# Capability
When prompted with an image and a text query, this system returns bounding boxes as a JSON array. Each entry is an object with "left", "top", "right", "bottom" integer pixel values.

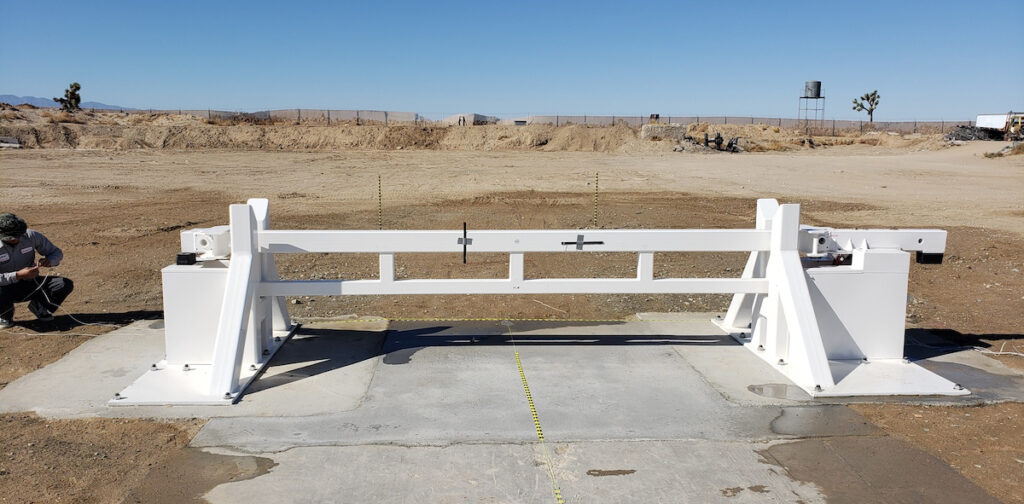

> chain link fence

[{"left": 105, "top": 108, "right": 972, "bottom": 133}]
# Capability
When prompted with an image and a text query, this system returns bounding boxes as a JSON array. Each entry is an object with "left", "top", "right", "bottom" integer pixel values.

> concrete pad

[
  {"left": 670, "top": 330, "right": 811, "bottom": 406},
  {"left": 191, "top": 319, "right": 780, "bottom": 452},
  {"left": 0, "top": 320, "right": 383, "bottom": 419},
  {"left": 202, "top": 441, "right": 827, "bottom": 504},
  {"left": 0, "top": 313, "right": 1011, "bottom": 502},
  {"left": 769, "top": 405, "right": 880, "bottom": 437},
  {"left": 0, "top": 320, "right": 165, "bottom": 418},
  {"left": 2, "top": 313, "right": 1013, "bottom": 422},
  {"left": 548, "top": 440, "right": 825, "bottom": 503},
  {"left": 204, "top": 436, "right": 995, "bottom": 503}
]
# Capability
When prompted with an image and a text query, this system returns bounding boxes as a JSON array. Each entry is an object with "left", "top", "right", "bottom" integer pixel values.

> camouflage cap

[{"left": 0, "top": 213, "right": 27, "bottom": 241}]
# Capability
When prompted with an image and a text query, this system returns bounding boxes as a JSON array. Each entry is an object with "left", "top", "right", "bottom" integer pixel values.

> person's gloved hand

[{"left": 39, "top": 258, "right": 51, "bottom": 267}]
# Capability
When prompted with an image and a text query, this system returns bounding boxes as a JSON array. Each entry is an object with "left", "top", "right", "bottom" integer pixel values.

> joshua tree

[
  {"left": 53, "top": 82, "right": 82, "bottom": 112},
  {"left": 851, "top": 90, "right": 880, "bottom": 123}
]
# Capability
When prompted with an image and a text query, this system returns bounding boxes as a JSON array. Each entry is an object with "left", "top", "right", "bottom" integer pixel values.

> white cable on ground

[
  {"left": 906, "top": 334, "right": 1024, "bottom": 358},
  {"left": 7, "top": 269, "right": 140, "bottom": 329}
]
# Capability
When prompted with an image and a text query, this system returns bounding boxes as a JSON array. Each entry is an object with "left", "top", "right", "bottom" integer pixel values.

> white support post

[
  {"left": 248, "top": 198, "right": 292, "bottom": 333},
  {"left": 380, "top": 253, "right": 395, "bottom": 283},
  {"left": 637, "top": 252, "right": 654, "bottom": 281},
  {"left": 761, "top": 204, "right": 834, "bottom": 391},
  {"left": 208, "top": 204, "right": 260, "bottom": 397},
  {"left": 244, "top": 296, "right": 269, "bottom": 367},
  {"left": 509, "top": 253, "right": 524, "bottom": 288},
  {"left": 720, "top": 199, "right": 777, "bottom": 333}
]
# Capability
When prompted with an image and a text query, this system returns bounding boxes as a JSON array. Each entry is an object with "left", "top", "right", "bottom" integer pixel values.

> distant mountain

[{"left": 0, "top": 94, "right": 133, "bottom": 110}]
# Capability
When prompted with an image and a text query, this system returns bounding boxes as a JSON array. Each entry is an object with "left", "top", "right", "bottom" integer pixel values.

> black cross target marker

[
  {"left": 562, "top": 234, "right": 604, "bottom": 250},
  {"left": 458, "top": 222, "right": 472, "bottom": 263}
]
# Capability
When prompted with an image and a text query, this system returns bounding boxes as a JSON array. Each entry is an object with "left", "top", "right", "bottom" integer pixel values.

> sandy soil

[
  {"left": 0, "top": 413, "right": 202, "bottom": 503},
  {"left": 0, "top": 413, "right": 274, "bottom": 504},
  {"left": 0, "top": 126, "right": 1022, "bottom": 502}
]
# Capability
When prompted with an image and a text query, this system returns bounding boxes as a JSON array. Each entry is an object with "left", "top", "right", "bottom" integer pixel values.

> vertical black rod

[{"left": 463, "top": 222, "right": 467, "bottom": 264}]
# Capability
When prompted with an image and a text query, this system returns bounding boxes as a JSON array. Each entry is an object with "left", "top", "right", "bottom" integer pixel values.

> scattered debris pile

[
  {"left": 944, "top": 125, "right": 1003, "bottom": 141},
  {"left": 640, "top": 124, "right": 747, "bottom": 153},
  {"left": 983, "top": 143, "right": 1024, "bottom": 158},
  {"left": 678, "top": 132, "right": 744, "bottom": 153}
]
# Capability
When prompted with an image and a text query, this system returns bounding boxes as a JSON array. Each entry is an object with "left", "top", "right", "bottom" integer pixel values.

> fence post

[
  {"left": 385, "top": 111, "right": 388, "bottom": 125},
  {"left": 697, "top": 116, "right": 700, "bottom": 125},
  {"left": 724, "top": 116, "right": 728, "bottom": 125},
  {"left": 914, "top": 120, "right": 917, "bottom": 133},
  {"left": 327, "top": 110, "right": 331, "bottom": 125},
  {"left": 556, "top": 115, "right": 559, "bottom": 127},
  {"left": 832, "top": 119, "right": 835, "bottom": 136},
  {"left": 860, "top": 120, "right": 863, "bottom": 133},
  {"left": 208, "top": 109, "right": 211, "bottom": 120},
  {"left": 941, "top": 120, "right": 944, "bottom": 133},
  {"left": 750, "top": 117, "right": 754, "bottom": 124},
  {"left": 297, "top": 109, "right": 301, "bottom": 122},
  {"left": 778, "top": 117, "right": 782, "bottom": 127}
]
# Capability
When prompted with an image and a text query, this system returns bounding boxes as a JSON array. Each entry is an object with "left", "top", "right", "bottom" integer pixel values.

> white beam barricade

[{"left": 112, "top": 198, "right": 967, "bottom": 406}]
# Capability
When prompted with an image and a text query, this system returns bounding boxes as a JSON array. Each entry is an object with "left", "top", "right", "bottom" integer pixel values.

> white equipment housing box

[
  {"left": 804, "top": 249, "right": 909, "bottom": 360},
  {"left": 162, "top": 260, "right": 232, "bottom": 365}
]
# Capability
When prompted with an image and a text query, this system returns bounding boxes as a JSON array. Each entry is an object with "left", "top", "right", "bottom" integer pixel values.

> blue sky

[{"left": 1, "top": 1, "right": 1021, "bottom": 120}]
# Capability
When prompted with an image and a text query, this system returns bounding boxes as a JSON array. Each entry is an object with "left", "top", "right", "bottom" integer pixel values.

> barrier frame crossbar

[{"left": 111, "top": 198, "right": 965, "bottom": 406}]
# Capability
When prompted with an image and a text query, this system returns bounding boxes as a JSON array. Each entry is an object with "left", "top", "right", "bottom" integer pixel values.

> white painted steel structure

[{"left": 113, "top": 198, "right": 965, "bottom": 406}]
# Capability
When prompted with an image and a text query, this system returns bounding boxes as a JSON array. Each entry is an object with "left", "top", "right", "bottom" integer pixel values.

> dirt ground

[{"left": 0, "top": 123, "right": 1022, "bottom": 502}]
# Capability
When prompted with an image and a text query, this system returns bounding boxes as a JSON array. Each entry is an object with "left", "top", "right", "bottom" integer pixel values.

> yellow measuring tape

[{"left": 509, "top": 325, "right": 566, "bottom": 504}]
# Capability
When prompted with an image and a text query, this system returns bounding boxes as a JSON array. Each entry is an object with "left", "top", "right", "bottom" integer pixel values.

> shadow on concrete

[
  {"left": 382, "top": 323, "right": 736, "bottom": 365},
  {"left": 245, "top": 327, "right": 385, "bottom": 394},
  {"left": 12, "top": 310, "right": 163, "bottom": 333},
  {"left": 905, "top": 328, "right": 1024, "bottom": 360},
  {"left": 246, "top": 320, "right": 738, "bottom": 395}
]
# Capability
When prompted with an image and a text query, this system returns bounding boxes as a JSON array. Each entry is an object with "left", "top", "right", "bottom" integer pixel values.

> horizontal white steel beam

[
  {"left": 258, "top": 229, "right": 771, "bottom": 253},
  {"left": 800, "top": 228, "right": 947, "bottom": 254},
  {"left": 260, "top": 278, "right": 769, "bottom": 296}
]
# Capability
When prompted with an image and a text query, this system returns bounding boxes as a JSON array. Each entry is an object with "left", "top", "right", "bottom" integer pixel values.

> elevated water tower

[{"left": 798, "top": 81, "right": 825, "bottom": 132}]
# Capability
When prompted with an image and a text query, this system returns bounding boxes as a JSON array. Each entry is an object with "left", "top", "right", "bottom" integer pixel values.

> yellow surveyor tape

[{"left": 509, "top": 324, "right": 566, "bottom": 504}]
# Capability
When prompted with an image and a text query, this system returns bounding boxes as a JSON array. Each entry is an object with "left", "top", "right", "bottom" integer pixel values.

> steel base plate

[
  {"left": 728, "top": 328, "right": 969, "bottom": 398},
  {"left": 109, "top": 325, "right": 298, "bottom": 406}
]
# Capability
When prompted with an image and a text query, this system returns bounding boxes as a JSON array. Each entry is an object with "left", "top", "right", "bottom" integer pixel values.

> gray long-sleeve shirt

[{"left": 0, "top": 230, "right": 63, "bottom": 286}]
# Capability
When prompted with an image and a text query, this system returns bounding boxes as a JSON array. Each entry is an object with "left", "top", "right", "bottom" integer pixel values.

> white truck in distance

[{"left": 976, "top": 112, "right": 1024, "bottom": 141}]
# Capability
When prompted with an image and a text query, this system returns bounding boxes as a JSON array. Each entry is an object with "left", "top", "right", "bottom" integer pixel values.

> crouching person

[{"left": 0, "top": 213, "right": 74, "bottom": 328}]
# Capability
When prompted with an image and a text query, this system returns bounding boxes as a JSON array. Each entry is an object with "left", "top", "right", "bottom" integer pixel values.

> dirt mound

[
  {"left": 0, "top": 108, "right": 644, "bottom": 152},
  {"left": 0, "top": 109, "right": 949, "bottom": 153}
]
